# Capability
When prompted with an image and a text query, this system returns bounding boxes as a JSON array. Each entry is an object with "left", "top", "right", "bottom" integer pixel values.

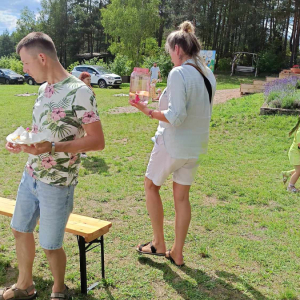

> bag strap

[{"left": 185, "top": 63, "right": 212, "bottom": 103}]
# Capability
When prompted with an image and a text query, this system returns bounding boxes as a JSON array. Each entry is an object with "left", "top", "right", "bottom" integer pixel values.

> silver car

[{"left": 71, "top": 65, "right": 122, "bottom": 88}]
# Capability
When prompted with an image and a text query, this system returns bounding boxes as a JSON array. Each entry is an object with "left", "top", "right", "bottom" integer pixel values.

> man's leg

[
  {"left": 38, "top": 183, "right": 74, "bottom": 299},
  {"left": 2, "top": 231, "right": 35, "bottom": 299},
  {"left": 44, "top": 248, "right": 67, "bottom": 297}
]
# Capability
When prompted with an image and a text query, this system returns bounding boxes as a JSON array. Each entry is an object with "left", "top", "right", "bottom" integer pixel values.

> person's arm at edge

[{"left": 20, "top": 120, "right": 105, "bottom": 155}]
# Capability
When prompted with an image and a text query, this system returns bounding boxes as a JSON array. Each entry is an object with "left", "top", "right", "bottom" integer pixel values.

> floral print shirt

[{"left": 25, "top": 75, "right": 100, "bottom": 186}]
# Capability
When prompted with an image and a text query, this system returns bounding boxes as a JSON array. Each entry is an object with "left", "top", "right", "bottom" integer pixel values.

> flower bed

[{"left": 264, "top": 76, "right": 300, "bottom": 109}]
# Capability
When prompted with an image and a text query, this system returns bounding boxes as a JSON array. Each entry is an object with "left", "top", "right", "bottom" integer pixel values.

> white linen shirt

[{"left": 155, "top": 59, "right": 216, "bottom": 159}]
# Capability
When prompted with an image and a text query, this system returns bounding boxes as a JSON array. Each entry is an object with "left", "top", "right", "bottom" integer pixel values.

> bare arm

[
  {"left": 20, "top": 120, "right": 105, "bottom": 155},
  {"left": 129, "top": 101, "right": 169, "bottom": 123}
]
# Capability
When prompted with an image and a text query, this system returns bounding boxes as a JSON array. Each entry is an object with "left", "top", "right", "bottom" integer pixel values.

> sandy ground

[{"left": 108, "top": 88, "right": 242, "bottom": 114}]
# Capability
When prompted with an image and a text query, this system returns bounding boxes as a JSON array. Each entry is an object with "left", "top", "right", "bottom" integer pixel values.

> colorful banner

[{"left": 200, "top": 50, "right": 216, "bottom": 72}]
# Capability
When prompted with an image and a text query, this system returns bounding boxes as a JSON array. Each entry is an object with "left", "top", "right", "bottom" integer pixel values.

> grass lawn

[{"left": 0, "top": 80, "right": 299, "bottom": 300}]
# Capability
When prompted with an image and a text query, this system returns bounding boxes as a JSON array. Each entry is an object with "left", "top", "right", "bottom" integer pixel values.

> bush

[
  {"left": 217, "top": 57, "right": 232, "bottom": 72},
  {"left": 281, "top": 95, "right": 295, "bottom": 109},
  {"left": 83, "top": 58, "right": 109, "bottom": 69},
  {"left": 67, "top": 61, "right": 79, "bottom": 73},
  {"left": 109, "top": 54, "right": 133, "bottom": 76},
  {"left": 0, "top": 56, "right": 23, "bottom": 74},
  {"left": 264, "top": 76, "right": 300, "bottom": 109},
  {"left": 142, "top": 52, "right": 173, "bottom": 78},
  {"left": 258, "top": 49, "right": 287, "bottom": 74}
]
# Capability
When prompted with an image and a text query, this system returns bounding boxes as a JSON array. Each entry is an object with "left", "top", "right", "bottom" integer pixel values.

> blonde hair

[{"left": 165, "top": 21, "right": 205, "bottom": 69}]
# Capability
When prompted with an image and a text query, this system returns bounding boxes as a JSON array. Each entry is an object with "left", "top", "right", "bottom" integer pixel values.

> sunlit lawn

[{"left": 0, "top": 79, "right": 299, "bottom": 300}]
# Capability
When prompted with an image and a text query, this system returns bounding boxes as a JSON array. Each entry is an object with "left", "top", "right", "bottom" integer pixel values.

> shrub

[
  {"left": 258, "top": 49, "right": 286, "bottom": 74},
  {"left": 67, "top": 61, "right": 79, "bottom": 73},
  {"left": 109, "top": 54, "right": 133, "bottom": 76},
  {"left": 269, "top": 100, "right": 281, "bottom": 108},
  {"left": 142, "top": 52, "right": 173, "bottom": 78},
  {"left": 83, "top": 58, "right": 110, "bottom": 69},
  {"left": 217, "top": 57, "right": 232, "bottom": 72},
  {"left": 0, "top": 56, "right": 23, "bottom": 74},
  {"left": 281, "top": 95, "right": 295, "bottom": 109},
  {"left": 264, "top": 76, "right": 300, "bottom": 109}
]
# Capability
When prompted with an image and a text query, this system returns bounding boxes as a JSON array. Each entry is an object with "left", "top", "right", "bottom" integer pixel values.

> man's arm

[{"left": 20, "top": 120, "right": 105, "bottom": 155}]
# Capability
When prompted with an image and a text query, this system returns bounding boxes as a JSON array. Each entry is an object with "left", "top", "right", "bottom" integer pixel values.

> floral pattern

[
  {"left": 44, "top": 84, "right": 55, "bottom": 98},
  {"left": 82, "top": 111, "right": 99, "bottom": 124},
  {"left": 51, "top": 108, "right": 66, "bottom": 121},
  {"left": 25, "top": 75, "right": 100, "bottom": 186},
  {"left": 32, "top": 124, "right": 38, "bottom": 133}
]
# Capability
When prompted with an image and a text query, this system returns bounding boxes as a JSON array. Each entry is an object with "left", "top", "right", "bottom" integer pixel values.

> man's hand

[
  {"left": 5, "top": 142, "right": 22, "bottom": 154},
  {"left": 20, "top": 141, "right": 51, "bottom": 155}
]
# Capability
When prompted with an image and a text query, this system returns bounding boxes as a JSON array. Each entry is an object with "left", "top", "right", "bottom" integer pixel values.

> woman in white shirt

[{"left": 130, "top": 21, "right": 216, "bottom": 266}]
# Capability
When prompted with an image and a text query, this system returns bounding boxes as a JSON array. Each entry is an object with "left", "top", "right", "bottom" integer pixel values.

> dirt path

[{"left": 108, "top": 88, "right": 242, "bottom": 114}]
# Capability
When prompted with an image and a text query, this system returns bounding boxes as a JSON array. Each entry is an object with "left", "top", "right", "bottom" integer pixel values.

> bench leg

[
  {"left": 78, "top": 236, "right": 88, "bottom": 294},
  {"left": 101, "top": 235, "right": 105, "bottom": 279},
  {"left": 77, "top": 235, "right": 105, "bottom": 294}
]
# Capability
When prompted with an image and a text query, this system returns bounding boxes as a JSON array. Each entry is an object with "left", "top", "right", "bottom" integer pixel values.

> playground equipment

[{"left": 231, "top": 52, "right": 259, "bottom": 77}]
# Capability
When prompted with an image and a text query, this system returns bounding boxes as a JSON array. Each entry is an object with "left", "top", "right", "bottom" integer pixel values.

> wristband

[
  {"left": 50, "top": 142, "right": 55, "bottom": 156},
  {"left": 148, "top": 110, "right": 154, "bottom": 119}
]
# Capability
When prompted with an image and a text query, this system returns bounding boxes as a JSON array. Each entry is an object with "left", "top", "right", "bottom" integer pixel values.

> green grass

[
  {"left": 0, "top": 81, "right": 299, "bottom": 299},
  {"left": 215, "top": 74, "right": 265, "bottom": 90}
]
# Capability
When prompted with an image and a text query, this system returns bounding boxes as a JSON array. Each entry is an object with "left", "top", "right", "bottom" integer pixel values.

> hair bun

[{"left": 179, "top": 21, "right": 195, "bottom": 34}]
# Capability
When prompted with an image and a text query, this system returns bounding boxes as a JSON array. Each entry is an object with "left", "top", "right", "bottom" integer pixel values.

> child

[
  {"left": 282, "top": 116, "right": 300, "bottom": 192},
  {"left": 153, "top": 88, "right": 162, "bottom": 101},
  {"left": 149, "top": 79, "right": 157, "bottom": 101}
]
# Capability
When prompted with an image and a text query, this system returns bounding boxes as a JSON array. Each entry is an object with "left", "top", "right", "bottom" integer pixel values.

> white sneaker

[
  {"left": 81, "top": 153, "right": 88, "bottom": 158},
  {"left": 287, "top": 185, "right": 299, "bottom": 192}
]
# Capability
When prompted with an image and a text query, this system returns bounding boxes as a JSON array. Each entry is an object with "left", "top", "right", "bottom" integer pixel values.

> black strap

[{"left": 185, "top": 63, "right": 212, "bottom": 103}]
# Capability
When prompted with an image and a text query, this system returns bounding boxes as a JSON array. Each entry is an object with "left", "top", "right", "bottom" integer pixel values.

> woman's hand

[
  {"left": 5, "top": 142, "right": 22, "bottom": 154},
  {"left": 129, "top": 100, "right": 148, "bottom": 114}
]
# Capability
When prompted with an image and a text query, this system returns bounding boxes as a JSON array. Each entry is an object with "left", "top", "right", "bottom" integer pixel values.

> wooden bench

[{"left": 0, "top": 197, "right": 112, "bottom": 295}]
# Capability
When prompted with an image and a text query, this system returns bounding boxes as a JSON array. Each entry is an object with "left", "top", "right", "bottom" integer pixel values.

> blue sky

[{"left": 0, "top": 0, "right": 41, "bottom": 34}]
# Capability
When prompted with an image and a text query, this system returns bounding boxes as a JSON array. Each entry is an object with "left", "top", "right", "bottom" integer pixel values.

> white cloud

[{"left": 0, "top": 10, "right": 18, "bottom": 33}]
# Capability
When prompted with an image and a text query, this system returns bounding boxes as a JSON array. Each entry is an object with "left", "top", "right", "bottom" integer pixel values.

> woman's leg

[
  {"left": 137, "top": 177, "right": 166, "bottom": 253},
  {"left": 166, "top": 182, "right": 191, "bottom": 265}
]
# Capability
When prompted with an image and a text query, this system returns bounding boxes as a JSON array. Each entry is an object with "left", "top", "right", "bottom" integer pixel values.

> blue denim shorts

[{"left": 11, "top": 171, "right": 75, "bottom": 250}]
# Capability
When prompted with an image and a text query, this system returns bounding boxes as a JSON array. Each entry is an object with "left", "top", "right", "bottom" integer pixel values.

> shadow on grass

[
  {"left": 0, "top": 258, "right": 104, "bottom": 300},
  {"left": 138, "top": 257, "right": 269, "bottom": 300},
  {"left": 81, "top": 156, "right": 109, "bottom": 174}
]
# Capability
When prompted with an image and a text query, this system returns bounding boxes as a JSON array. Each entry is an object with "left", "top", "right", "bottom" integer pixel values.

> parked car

[
  {"left": 0, "top": 69, "right": 24, "bottom": 84},
  {"left": 71, "top": 65, "right": 122, "bottom": 88},
  {"left": 24, "top": 73, "right": 36, "bottom": 85}
]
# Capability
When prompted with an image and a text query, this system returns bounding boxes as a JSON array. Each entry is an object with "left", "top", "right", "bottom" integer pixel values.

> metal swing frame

[{"left": 230, "top": 52, "right": 259, "bottom": 77}]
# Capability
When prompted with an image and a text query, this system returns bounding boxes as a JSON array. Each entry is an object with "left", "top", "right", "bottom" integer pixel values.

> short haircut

[{"left": 16, "top": 32, "right": 57, "bottom": 59}]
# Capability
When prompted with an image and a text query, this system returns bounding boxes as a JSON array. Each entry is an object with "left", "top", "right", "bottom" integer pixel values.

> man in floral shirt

[{"left": 2, "top": 32, "right": 105, "bottom": 300}]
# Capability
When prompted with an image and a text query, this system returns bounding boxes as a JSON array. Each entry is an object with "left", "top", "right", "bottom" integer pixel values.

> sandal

[
  {"left": 50, "top": 285, "right": 72, "bottom": 300},
  {"left": 136, "top": 241, "right": 165, "bottom": 256},
  {"left": 0, "top": 283, "right": 37, "bottom": 300},
  {"left": 166, "top": 250, "right": 185, "bottom": 267}
]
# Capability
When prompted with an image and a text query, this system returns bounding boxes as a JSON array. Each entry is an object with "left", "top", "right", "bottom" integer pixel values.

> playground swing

[{"left": 230, "top": 52, "right": 258, "bottom": 77}]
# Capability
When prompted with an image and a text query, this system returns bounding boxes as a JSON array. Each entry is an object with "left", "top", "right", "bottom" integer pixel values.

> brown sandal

[
  {"left": 50, "top": 285, "right": 72, "bottom": 299},
  {"left": 0, "top": 283, "right": 37, "bottom": 300}
]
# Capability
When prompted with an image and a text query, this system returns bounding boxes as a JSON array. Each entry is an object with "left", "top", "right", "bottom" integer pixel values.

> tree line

[{"left": 0, "top": 0, "right": 298, "bottom": 74}]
